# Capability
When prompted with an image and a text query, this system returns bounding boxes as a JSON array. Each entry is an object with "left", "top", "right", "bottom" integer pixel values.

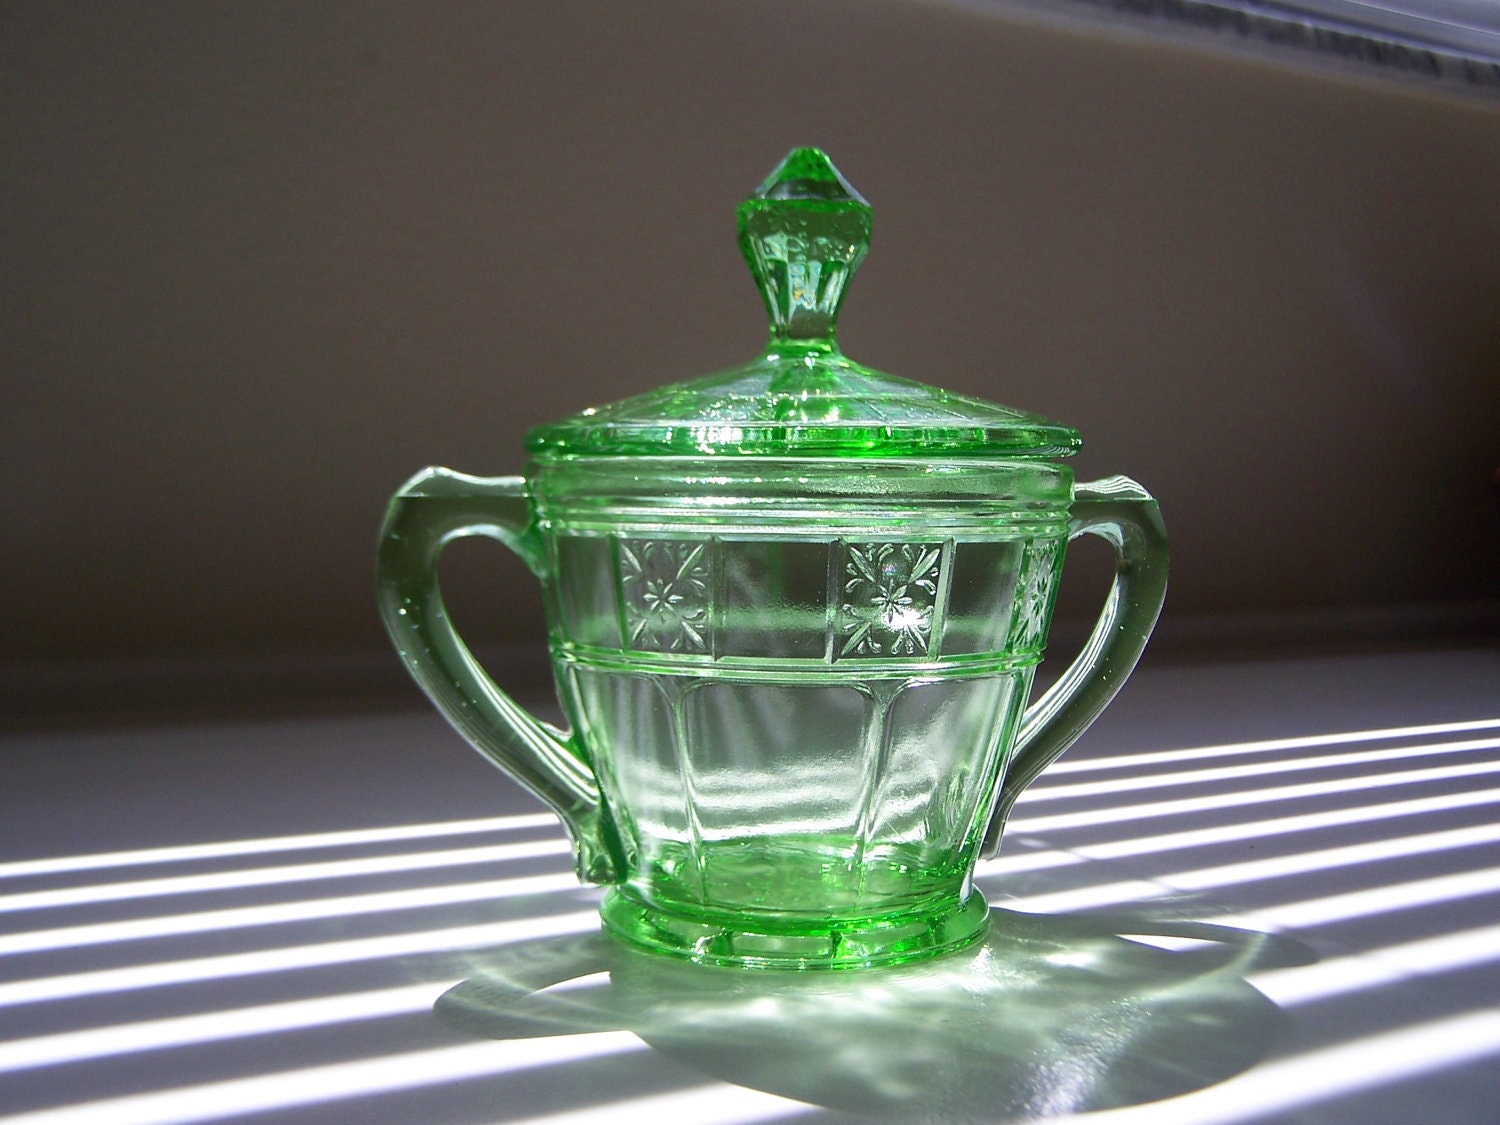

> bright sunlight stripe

[
  {"left": 0, "top": 872, "right": 583, "bottom": 957},
  {"left": 1251, "top": 920, "right": 1500, "bottom": 1006},
  {"left": 1162, "top": 821, "right": 1500, "bottom": 891},
  {"left": 0, "top": 838, "right": 572, "bottom": 914},
  {"left": 984, "top": 812, "right": 1500, "bottom": 906},
  {"left": 0, "top": 813, "right": 559, "bottom": 881},
  {"left": 1024, "top": 735, "right": 1500, "bottom": 803},
  {"left": 1223, "top": 865, "right": 1500, "bottom": 933},
  {"left": 1044, "top": 717, "right": 1500, "bottom": 775},
  {"left": 0, "top": 983, "right": 447, "bottom": 1075},
  {"left": 0, "top": 910, "right": 599, "bottom": 1008},
  {"left": 0, "top": 1034, "right": 648, "bottom": 1125},
  {"left": 510, "top": 1084, "right": 819, "bottom": 1125},
  {"left": 1010, "top": 755, "right": 1500, "bottom": 834},
  {"left": 1005, "top": 844, "right": 1500, "bottom": 920},
  {"left": 981, "top": 782, "right": 1500, "bottom": 880},
  {"left": 1001, "top": 878, "right": 1166, "bottom": 915},
  {"left": 1072, "top": 782, "right": 1500, "bottom": 861}
]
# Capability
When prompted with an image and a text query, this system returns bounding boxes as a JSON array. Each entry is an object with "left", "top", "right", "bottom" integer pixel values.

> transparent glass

[{"left": 376, "top": 149, "right": 1168, "bottom": 969}]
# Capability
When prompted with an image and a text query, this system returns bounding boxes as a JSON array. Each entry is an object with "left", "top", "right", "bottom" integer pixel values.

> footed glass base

[{"left": 599, "top": 886, "right": 991, "bottom": 970}]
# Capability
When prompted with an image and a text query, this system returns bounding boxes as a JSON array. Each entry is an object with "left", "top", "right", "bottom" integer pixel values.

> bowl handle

[
  {"left": 376, "top": 467, "right": 620, "bottom": 884},
  {"left": 980, "top": 475, "right": 1169, "bottom": 857}
]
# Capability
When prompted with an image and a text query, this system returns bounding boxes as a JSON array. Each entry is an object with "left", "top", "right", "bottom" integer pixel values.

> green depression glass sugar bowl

[{"left": 377, "top": 148, "right": 1168, "bottom": 970}]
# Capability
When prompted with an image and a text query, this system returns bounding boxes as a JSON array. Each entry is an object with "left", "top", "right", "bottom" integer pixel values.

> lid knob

[{"left": 737, "top": 148, "right": 871, "bottom": 352}]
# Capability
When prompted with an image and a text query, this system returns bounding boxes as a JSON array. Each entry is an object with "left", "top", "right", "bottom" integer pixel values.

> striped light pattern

[{"left": 1, "top": 714, "right": 1497, "bottom": 1123}]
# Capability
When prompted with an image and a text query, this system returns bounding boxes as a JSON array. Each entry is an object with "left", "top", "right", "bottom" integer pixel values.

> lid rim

[{"left": 525, "top": 424, "right": 1082, "bottom": 459}]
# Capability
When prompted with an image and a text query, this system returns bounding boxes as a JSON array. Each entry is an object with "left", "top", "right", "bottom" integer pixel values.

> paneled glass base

[{"left": 599, "top": 883, "right": 990, "bottom": 970}]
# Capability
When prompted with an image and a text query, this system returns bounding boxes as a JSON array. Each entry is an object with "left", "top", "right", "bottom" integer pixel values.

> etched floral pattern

[
  {"left": 620, "top": 539, "right": 711, "bottom": 653},
  {"left": 1011, "top": 538, "right": 1061, "bottom": 651},
  {"left": 839, "top": 542, "right": 942, "bottom": 657}
]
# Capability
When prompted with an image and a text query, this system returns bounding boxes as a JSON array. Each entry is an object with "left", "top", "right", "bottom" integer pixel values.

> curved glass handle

[
  {"left": 375, "top": 467, "right": 619, "bottom": 884},
  {"left": 981, "top": 475, "right": 1168, "bottom": 857}
]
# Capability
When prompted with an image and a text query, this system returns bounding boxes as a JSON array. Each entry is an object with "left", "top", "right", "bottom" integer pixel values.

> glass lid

[{"left": 525, "top": 148, "right": 1081, "bottom": 460}]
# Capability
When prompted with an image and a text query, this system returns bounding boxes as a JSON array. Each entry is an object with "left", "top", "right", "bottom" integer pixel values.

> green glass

[{"left": 377, "top": 149, "right": 1168, "bottom": 970}]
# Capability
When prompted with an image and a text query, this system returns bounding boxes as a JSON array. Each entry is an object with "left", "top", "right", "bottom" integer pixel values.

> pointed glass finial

[{"left": 737, "top": 148, "right": 872, "bottom": 352}]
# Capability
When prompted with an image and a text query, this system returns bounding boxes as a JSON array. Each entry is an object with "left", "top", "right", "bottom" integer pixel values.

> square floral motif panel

[
  {"left": 619, "top": 538, "right": 712, "bottom": 653},
  {"left": 836, "top": 542, "right": 944, "bottom": 658}
]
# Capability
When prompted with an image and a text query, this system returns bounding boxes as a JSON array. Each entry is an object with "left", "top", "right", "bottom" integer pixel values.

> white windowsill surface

[{"left": 0, "top": 645, "right": 1497, "bottom": 1123}]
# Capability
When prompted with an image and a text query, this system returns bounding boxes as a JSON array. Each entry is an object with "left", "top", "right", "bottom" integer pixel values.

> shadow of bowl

[{"left": 436, "top": 907, "right": 1297, "bottom": 1122}]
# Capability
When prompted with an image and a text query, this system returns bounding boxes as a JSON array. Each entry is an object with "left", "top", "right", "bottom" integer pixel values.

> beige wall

[{"left": 5, "top": 0, "right": 1499, "bottom": 665}]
